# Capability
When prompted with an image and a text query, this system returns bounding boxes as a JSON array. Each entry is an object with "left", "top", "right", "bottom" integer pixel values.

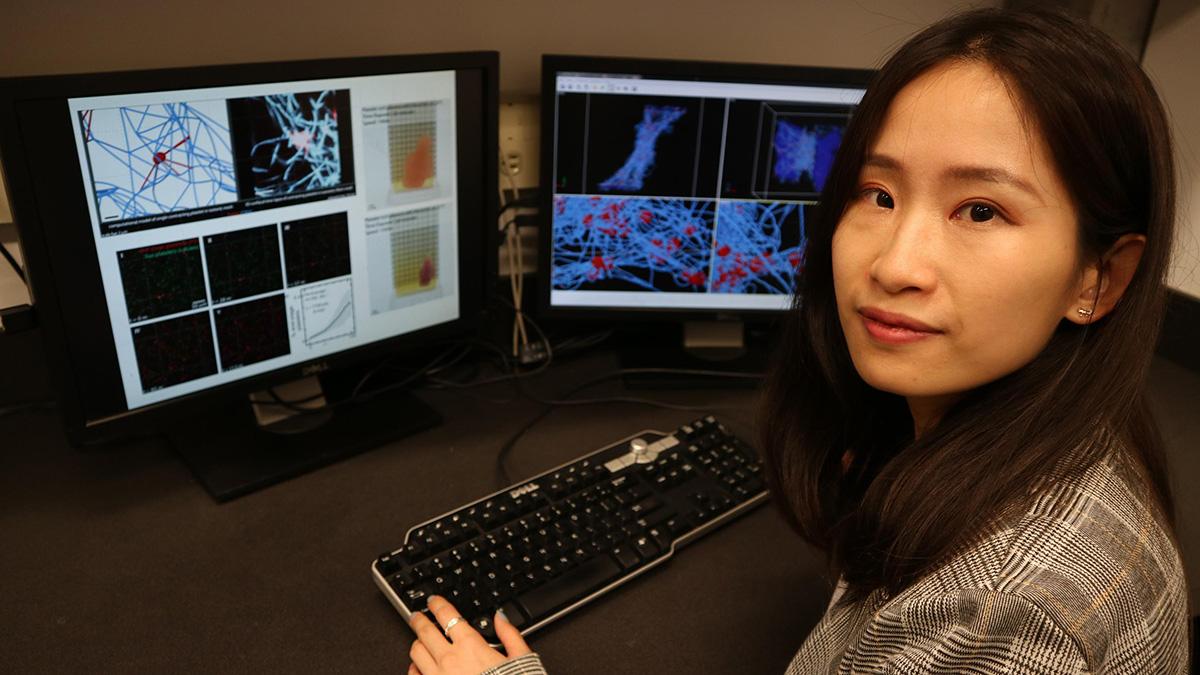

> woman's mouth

[{"left": 859, "top": 307, "right": 942, "bottom": 344}]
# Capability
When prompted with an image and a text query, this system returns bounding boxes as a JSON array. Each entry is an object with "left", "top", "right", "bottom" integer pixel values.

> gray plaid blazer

[{"left": 484, "top": 433, "right": 1191, "bottom": 674}]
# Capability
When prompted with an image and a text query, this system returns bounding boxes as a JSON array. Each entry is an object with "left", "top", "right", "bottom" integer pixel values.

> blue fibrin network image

[
  {"left": 248, "top": 91, "right": 343, "bottom": 197},
  {"left": 598, "top": 105, "right": 687, "bottom": 192},
  {"left": 711, "top": 201, "right": 805, "bottom": 294},
  {"left": 771, "top": 120, "right": 843, "bottom": 193},
  {"left": 81, "top": 103, "right": 237, "bottom": 223},
  {"left": 552, "top": 195, "right": 714, "bottom": 292}
]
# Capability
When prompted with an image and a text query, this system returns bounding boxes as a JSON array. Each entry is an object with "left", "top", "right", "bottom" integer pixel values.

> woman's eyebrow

[{"left": 863, "top": 153, "right": 1041, "bottom": 199}]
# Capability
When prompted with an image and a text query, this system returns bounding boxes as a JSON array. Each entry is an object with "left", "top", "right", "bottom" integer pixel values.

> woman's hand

[{"left": 408, "top": 595, "right": 533, "bottom": 675}]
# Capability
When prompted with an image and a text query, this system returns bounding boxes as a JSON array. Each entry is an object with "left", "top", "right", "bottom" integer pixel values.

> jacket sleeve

[
  {"left": 844, "top": 589, "right": 1089, "bottom": 674},
  {"left": 479, "top": 653, "right": 547, "bottom": 675}
]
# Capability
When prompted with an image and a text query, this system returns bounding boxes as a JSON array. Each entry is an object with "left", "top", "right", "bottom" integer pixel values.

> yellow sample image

[
  {"left": 388, "top": 102, "right": 437, "bottom": 192},
  {"left": 391, "top": 221, "right": 439, "bottom": 297}
]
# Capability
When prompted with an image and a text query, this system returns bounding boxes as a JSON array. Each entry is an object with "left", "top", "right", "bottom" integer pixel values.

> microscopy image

[
  {"left": 282, "top": 212, "right": 351, "bottom": 287},
  {"left": 550, "top": 195, "right": 715, "bottom": 293},
  {"left": 117, "top": 238, "right": 208, "bottom": 323},
  {"left": 79, "top": 101, "right": 237, "bottom": 227},
  {"left": 203, "top": 224, "right": 283, "bottom": 304},
  {"left": 582, "top": 95, "right": 704, "bottom": 198},
  {"left": 229, "top": 90, "right": 354, "bottom": 198},
  {"left": 597, "top": 105, "right": 687, "bottom": 192},
  {"left": 710, "top": 201, "right": 810, "bottom": 294},
  {"left": 763, "top": 116, "right": 844, "bottom": 197},
  {"left": 131, "top": 311, "right": 218, "bottom": 392},
  {"left": 213, "top": 294, "right": 290, "bottom": 370},
  {"left": 720, "top": 100, "right": 853, "bottom": 200}
]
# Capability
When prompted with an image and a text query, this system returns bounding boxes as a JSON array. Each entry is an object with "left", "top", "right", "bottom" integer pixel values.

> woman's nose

[{"left": 868, "top": 207, "right": 939, "bottom": 295}]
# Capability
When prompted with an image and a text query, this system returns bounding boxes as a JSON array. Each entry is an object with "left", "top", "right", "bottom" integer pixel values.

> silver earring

[{"left": 1077, "top": 307, "right": 1094, "bottom": 318}]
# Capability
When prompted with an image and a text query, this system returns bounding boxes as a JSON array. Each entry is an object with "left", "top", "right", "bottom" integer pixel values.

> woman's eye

[
  {"left": 863, "top": 188, "right": 894, "bottom": 209},
  {"left": 953, "top": 202, "right": 1001, "bottom": 223}
]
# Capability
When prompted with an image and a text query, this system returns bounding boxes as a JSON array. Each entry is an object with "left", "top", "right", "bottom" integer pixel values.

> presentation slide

[{"left": 69, "top": 71, "right": 461, "bottom": 409}]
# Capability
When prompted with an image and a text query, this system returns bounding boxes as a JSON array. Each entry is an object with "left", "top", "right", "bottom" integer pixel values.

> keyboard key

[
  {"left": 377, "top": 553, "right": 400, "bottom": 576},
  {"left": 611, "top": 544, "right": 640, "bottom": 570},
  {"left": 404, "top": 587, "right": 430, "bottom": 611},
  {"left": 472, "top": 615, "right": 498, "bottom": 643},
  {"left": 648, "top": 526, "right": 671, "bottom": 550},
  {"left": 632, "top": 535, "right": 659, "bottom": 560},
  {"left": 628, "top": 496, "right": 662, "bottom": 517},
  {"left": 516, "top": 555, "right": 622, "bottom": 620},
  {"left": 500, "top": 601, "right": 528, "bottom": 629}
]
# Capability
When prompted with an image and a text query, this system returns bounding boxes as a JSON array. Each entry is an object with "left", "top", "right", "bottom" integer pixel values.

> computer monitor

[
  {"left": 538, "top": 55, "right": 871, "bottom": 366},
  {"left": 0, "top": 52, "right": 497, "bottom": 499}
]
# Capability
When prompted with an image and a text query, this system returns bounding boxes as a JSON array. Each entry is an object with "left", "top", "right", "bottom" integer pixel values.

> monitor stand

[
  {"left": 169, "top": 373, "right": 441, "bottom": 502},
  {"left": 618, "top": 320, "right": 770, "bottom": 388}
]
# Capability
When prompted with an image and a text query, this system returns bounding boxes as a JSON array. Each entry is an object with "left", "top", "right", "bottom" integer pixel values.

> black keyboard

[{"left": 371, "top": 416, "right": 767, "bottom": 644}]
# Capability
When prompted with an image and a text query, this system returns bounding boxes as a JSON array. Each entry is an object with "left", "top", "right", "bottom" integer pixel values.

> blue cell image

[
  {"left": 771, "top": 120, "right": 843, "bottom": 194},
  {"left": 710, "top": 200, "right": 807, "bottom": 295},
  {"left": 551, "top": 195, "right": 715, "bottom": 293},
  {"left": 598, "top": 105, "right": 688, "bottom": 193}
]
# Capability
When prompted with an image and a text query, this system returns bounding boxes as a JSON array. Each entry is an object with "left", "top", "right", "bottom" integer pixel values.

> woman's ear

[{"left": 1065, "top": 233, "right": 1146, "bottom": 324}]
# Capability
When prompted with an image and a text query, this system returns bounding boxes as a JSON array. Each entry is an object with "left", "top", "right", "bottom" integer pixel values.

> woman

[{"left": 405, "top": 7, "right": 1191, "bottom": 674}]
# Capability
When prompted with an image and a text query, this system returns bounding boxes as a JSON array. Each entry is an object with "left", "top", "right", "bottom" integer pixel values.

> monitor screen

[
  {"left": 541, "top": 58, "right": 870, "bottom": 316},
  {"left": 0, "top": 53, "right": 494, "bottom": 436}
]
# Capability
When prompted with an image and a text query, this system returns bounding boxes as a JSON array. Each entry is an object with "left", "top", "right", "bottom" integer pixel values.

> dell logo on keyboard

[{"left": 509, "top": 483, "right": 539, "bottom": 498}]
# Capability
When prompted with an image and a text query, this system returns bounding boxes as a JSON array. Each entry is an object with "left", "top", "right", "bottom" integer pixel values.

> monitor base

[
  {"left": 170, "top": 386, "right": 441, "bottom": 503},
  {"left": 617, "top": 322, "right": 770, "bottom": 389}
]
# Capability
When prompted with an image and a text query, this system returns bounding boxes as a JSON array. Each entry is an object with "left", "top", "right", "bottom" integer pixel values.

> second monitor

[{"left": 540, "top": 55, "right": 872, "bottom": 321}]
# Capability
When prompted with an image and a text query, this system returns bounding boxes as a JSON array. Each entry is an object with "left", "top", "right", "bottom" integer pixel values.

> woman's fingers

[
  {"left": 494, "top": 609, "right": 531, "bottom": 658},
  {"left": 409, "top": 639, "right": 438, "bottom": 675},
  {"left": 407, "top": 662, "right": 423, "bottom": 675},
  {"left": 408, "top": 610, "right": 451, "bottom": 660},
  {"left": 426, "top": 596, "right": 486, "bottom": 647}
]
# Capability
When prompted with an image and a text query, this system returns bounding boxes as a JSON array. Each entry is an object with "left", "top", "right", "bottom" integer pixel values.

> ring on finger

[{"left": 443, "top": 616, "right": 464, "bottom": 634}]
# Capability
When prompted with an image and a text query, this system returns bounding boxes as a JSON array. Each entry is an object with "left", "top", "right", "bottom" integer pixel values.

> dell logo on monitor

[{"left": 302, "top": 362, "right": 330, "bottom": 376}]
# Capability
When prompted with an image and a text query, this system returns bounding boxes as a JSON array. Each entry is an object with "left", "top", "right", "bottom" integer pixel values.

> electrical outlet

[{"left": 499, "top": 98, "right": 539, "bottom": 189}]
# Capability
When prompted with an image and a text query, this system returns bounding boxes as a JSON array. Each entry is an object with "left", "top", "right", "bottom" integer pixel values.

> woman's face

[{"left": 832, "top": 61, "right": 1084, "bottom": 411}]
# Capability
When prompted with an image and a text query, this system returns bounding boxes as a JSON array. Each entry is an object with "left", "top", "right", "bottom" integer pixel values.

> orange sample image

[
  {"left": 402, "top": 135, "right": 435, "bottom": 189},
  {"left": 391, "top": 217, "right": 439, "bottom": 296},
  {"left": 389, "top": 102, "right": 437, "bottom": 193}
]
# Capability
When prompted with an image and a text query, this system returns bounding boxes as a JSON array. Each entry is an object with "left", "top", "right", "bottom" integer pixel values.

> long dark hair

[{"left": 759, "top": 7, "right": 1178, "bottom": 605}]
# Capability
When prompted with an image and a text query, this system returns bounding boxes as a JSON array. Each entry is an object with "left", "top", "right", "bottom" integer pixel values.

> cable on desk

[
  {"left": 251, "top": 343, "right": 471, "bottom": 415},
  {"left": 0, "top": 399, "right": 56, "bottom": 420},
  {"left": 494, "top": 366, "right": 765, "bottom": 486},
  {"left": 1, "top": 241, "right": 26, "bottom": 287},
  {"left": 257, "top": 308, "right": 573, "bottom": 414},
  {"left": 424, "top": 308, "right": 556, "bottom": 390}
]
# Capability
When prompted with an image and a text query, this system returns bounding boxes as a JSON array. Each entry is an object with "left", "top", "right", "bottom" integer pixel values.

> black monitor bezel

[
  {"left": 0, "top": 51, "right": 499, "bottom": 444},
  {"left": 538, "top": 54, "right": 874, "bottom": 322}
]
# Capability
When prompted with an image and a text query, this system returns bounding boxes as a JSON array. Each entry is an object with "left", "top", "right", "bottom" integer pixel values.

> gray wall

[{"left": 1143, "top": 0, "right": 1200, "bottom": 300}]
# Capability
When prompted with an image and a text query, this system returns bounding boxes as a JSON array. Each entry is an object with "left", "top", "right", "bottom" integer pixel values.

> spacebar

[{"left": 516, "top": 555, "right": 623, "bottom": 620}]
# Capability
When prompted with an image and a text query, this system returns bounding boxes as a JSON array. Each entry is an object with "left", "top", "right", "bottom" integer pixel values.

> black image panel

[
  {"left": 213, "top": 294, "right": 290, "bottom": 371},
  {"left": 693, "top": 98, "right": 726, "bottom": 198},
  {"left": 203, "top": 224, "right": 284, "bottom": 304},
  {"left": 131, "top": 311, "right": 218, "bottom": 392},
  {"left": 282, "top": 212, "right": 351, "bottom": 286},
  {"left": 552, "top": 92, "right": 587, "bottom": 194},
  {"left": 117, "top": 238, "right": 208, "bottom": 323},
  {"left": 228, "top": 89, "right": 355, "bottom": 199},
  {"left": 721, "top": 100, "right": 854, "bottom": 200},
  {"left": 584, "top": 94, "right": 704, "bottom": 198}
]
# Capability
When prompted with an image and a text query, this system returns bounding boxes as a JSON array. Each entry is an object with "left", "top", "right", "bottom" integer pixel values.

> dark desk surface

[{"left": 2, "top": 350, "right": 832, "bottom": 673}]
